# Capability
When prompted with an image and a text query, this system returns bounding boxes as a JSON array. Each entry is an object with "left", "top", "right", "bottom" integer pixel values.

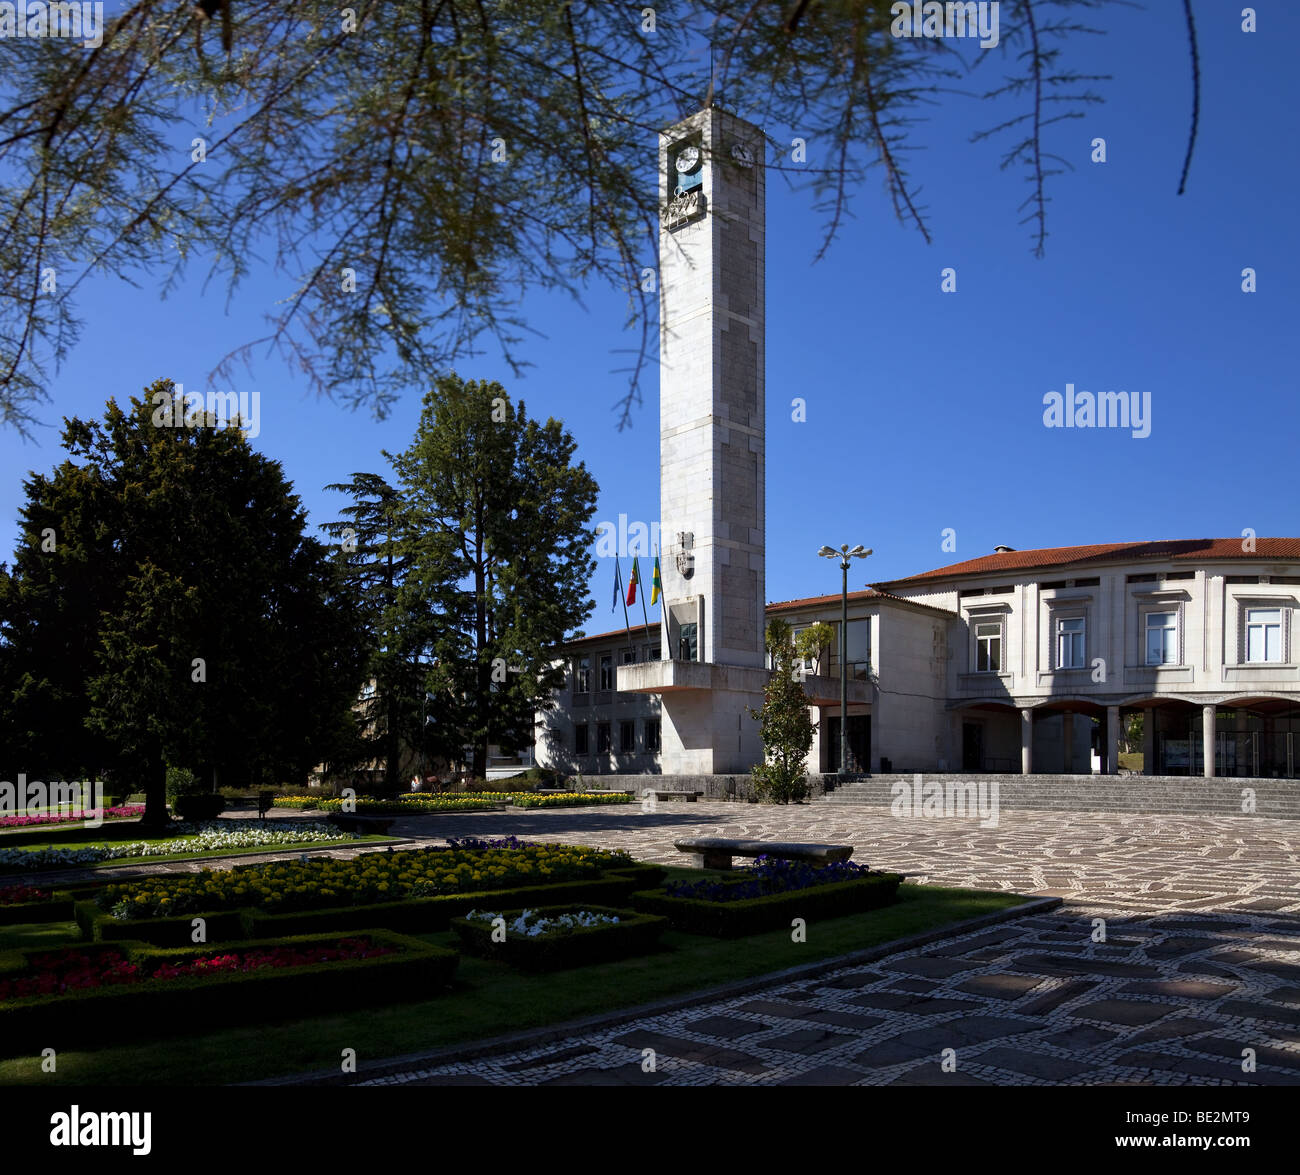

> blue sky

[{"left": 1, "top": 1, "right": 1295, "bottom": 632}]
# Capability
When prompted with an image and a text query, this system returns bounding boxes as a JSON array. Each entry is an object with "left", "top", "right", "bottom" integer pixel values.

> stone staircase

[{"left": 818, "top": 772, "right": 1300, "bottom": 820}]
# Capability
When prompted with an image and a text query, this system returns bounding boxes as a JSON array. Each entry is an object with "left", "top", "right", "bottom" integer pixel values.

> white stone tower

[{"left": 620, "top": 106, "right": 769, "bottom": 774}]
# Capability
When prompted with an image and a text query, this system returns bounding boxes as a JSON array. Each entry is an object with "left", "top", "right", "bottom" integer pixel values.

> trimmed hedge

[
  {"left": 0, "top": 897, "right": 77, "bottom": 926},
  {"left": 451, "top": 904, "right": 668, "bottom": 972},
  {"left": 630, "top": 872, "right": 904, "bottom": 938},
  {"left": 0, "top": 929, "right": 457, "bottom": 1057},
  {"left": 75, "top": 900, "right": 248, "bottom": 945},
  {"left": 607, "top": 864, "right": 666, "bottom": 891},
  {"left": 77, "top": 875, "right": 650, "bottom": 944}
]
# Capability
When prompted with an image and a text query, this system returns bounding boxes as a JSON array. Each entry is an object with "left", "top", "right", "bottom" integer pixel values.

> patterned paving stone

[
  {"left": 685, "top": 1015, "right": 771, "bottom": 1040},
  {"left": 341, "top": 804, "right": 1300, "bottom": 1087},
  {"left": 1018, "top": 979, "right": 1098, "bottom": 1015},
  {"left": 953, "top": 974, "right": 1045, "bottom": 1001},
  {"left": 886, "top": 1064, "right": 992, "bottom": 1086},
  {"left": 968, "top": 1046, "right": 1093, "bottom": 1081},
  {"left": 1068, "top": 999, "right": 1176, "bottom": 1027},
  {"left": 608, "top": 1030, "right": 770, "bottom": 1075},
  {"left": 1039, "top": 1024, "right": 1120, "bottom": 1050},
  {"left": 775, "top": 1065, "right": 867, "bottom": 1086},
  {"left": 1117, "top": 979, "right": 1237, "bottom": 1000},
  {"left": 763, "top": 1027, "right": 860, "bottom": 1056},
  {"left": 1127, "top": 1018, "right": 1219, "bottom": 1045},
  {"left": 882, "top": 956, "right": 984, "bottom": 979}
]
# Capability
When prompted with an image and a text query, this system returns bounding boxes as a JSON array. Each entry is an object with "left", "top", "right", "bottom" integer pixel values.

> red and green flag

[{"left": 626, "top": 557, "right": 640, "bottom": 606}]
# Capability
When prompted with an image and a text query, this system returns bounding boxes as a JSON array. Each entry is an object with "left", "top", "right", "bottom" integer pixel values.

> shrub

[
  {"left": 165, "top": 767, "right": 203, "bottom": 802},
  {"left": 173, "top": 794, "right": 225, "bottom": 822}
]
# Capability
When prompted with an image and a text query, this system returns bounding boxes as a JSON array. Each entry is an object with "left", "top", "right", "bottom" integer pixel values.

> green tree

[
  {"left": 0, "top": 0, "right": 1176, "bottom": 435},
  {"left": 388, "top": 374, "right": 598, "bottom": 779},
  {"left": 320, "top": 472, "right": 432, "bottom": 792},
  {"left": 0, "top": 382, "right": 370, "bottom": 824},
  {"left": 751, "top": 618, "right": 817, "bottom": 804}
]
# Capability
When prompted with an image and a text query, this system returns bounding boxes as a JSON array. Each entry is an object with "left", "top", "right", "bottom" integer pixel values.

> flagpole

[{"left": 622, "top": 562, "right": 632, "bottom": 642}]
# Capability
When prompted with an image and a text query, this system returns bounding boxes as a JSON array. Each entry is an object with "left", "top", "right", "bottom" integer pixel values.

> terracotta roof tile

[{"left": 874, "top": 538, "right": 1300, "bottom": 589}]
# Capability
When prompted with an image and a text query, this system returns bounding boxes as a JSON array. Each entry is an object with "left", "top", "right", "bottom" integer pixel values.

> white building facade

[{"left": 536, "top": 539, "right": 1300, "bottom": 781}]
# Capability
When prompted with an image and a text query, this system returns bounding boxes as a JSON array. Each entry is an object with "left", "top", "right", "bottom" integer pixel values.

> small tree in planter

[{"left": 750, "top": 620, "right": 817, "bottom": 804}]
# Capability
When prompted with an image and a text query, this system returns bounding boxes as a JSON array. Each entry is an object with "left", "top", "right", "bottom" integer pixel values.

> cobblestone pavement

[{"left": 337, "top": 803, "right": 1299, "bottom": 1087}]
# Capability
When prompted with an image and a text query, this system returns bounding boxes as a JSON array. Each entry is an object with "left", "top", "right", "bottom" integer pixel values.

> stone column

[
  {"left": 1202, "top": 703, "right": 1216, "bottom": 778},
  {"left": 1106, "top": 706, "right": 1121, "bottom": 775},
  {"left": 1020, "top": 708, "right": 1033, "bottom": 775},
  {"left": 1061, "top": 709, "right": 1074, "bottom": 774}
]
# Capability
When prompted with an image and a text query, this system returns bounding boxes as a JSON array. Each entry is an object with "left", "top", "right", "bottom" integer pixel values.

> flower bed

[
  {"left": 0, "top": 821, "right": 359, "bottom": 873},
  {"left": 97, "top": 844, "right": 628, "bottom": 920},
  {"left": 75, "top": 843, "right": 647, "bottom": 944},
  {"left": 0, "top": 806, "right": 145, "bottom": 829},
  {"left": 317, "top": 796, "right": 505, "bottom": 814},
  {"left": 0, "top": 885, "right": 51, "bottom": 906},
  {"left": 664, "top": 856, "right": 873, "bottom": 902},
  {"left": 0, "top": 930, "right": 457, "bottom": 1057},
  {"left": 511, "top": 792, "right": 633, "bottom": 808},
  {"left": 271, "top": 796, "right": 322, "bottom": 810},
  {"left": 631, "top": 872, "right": 904, "bottom": 938},
  {"left": 450, "top": 904, "right": 668, "bottom": 971}
]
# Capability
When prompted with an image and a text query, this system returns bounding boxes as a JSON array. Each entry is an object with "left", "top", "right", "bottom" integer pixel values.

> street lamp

[{"left": 818, "top": 543, "right": 872, "bottom": 779}]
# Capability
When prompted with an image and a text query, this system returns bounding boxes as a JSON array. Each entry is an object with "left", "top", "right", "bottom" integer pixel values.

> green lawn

[{"left": 0, "top": 883, "right": 1027, "bottom": 1085}]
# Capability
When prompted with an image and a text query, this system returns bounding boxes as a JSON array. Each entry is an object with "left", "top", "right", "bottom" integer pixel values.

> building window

[
  {"left": 574, "top": 723, "right": 589, "bottom": 755},
  {"left": 621, "top": 647, "right": 637, "bottom": 665},
  {"left": 1246, "top": 608, "right": 1283, "bottom": 663},
  {"left": 1056, "top": 616, "right": 1085, "bottom": 669},
  {"left": 619, "top": 720, "right": 635, "bottom": 752},
  {"left": 645, "top": 643, "right": 660, "bottom": 661},
  {"left": 596, "top": 723, "right": 611, "bottom": 754},
  {"left": 975, "top": 621, "right": 1002, "bottom": 672},
  {"left": 678, "top": 622, "right": 698, "bottom": 662},
  {"left": 1145, "top": 611, "right": 1178, "bottom": 665},
  {"left": 646, "top": 719, "right": 661, "bottom": 753},
  {"left": 599, "top": 654, "right": 614, "bottom": 690},
  {"left": 827, "top": 620, "right": 871, "bottom": 680},
  {"left": 574, "top": 655, "right": 590, "bottom": 694}
]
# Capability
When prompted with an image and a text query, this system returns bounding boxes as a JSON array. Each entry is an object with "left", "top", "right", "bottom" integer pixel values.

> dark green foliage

[
  {"left": 388, "top": 375, "right": 598, "bottom": 778},
  {"left": 0, "top": 383, "right": 371, "bottom": 824},
  {"left": 750, "top": 619, "right": 817, "bottom": 804}
]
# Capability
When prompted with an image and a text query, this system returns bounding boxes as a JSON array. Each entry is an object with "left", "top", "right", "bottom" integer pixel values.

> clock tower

[{"left": 619, "top": 106, "right": 769, "bottom": 775}]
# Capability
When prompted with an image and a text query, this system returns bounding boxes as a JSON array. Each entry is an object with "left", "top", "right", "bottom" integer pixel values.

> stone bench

[
  {"left": 673, "top": 837, "right": 854, "bottom": 871},
  {"left": 325, "top": 812, "right": 396, "bottom": 836},
  {"left": 646, "top": 790, "right": 703, "bottom": 803}
]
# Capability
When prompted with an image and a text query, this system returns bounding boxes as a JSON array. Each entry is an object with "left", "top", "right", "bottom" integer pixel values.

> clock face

[
  {"left": 675, "top": 145, "right": 701, "bottom": 173},
  {"left": 730, "top": 141, "right": 754, "bottom": 169}
]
